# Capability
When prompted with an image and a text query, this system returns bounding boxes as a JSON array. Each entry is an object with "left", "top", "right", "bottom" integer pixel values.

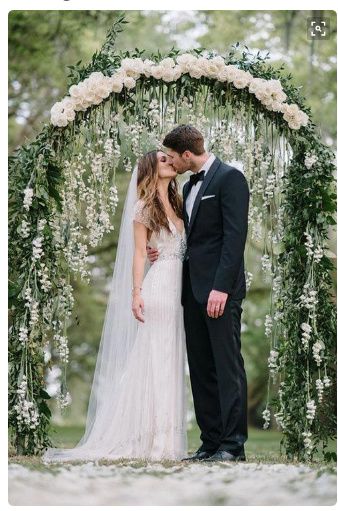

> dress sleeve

[{"left": 133, "top": 199, "right": 152, "bottom": 230}]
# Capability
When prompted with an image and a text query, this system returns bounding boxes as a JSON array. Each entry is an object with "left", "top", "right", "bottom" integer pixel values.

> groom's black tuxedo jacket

[{"left": 182, "top": 156, "right": 250, "bottom": 305}]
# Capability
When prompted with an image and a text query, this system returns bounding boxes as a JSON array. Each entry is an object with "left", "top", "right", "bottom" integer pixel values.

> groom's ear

[{"left": 182, "top": 150, "right": 191, "bottom": 160}]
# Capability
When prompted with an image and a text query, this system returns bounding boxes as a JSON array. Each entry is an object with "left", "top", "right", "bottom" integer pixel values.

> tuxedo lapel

[
  {"left": 187, "top": 157, "right": 221, "bottom": 238},
  {"left": 182, "top": 181, "right": 191, "bottom": 232}
]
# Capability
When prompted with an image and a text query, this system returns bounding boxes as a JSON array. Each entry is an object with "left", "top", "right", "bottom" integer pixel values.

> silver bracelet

[{"left": 132, "top": 286, "right": 142, "bottom": 292}]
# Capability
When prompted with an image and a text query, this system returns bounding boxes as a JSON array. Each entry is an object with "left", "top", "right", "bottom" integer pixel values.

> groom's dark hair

[{"left": 163, "top": 125, "right": 205, "bottom": 155}]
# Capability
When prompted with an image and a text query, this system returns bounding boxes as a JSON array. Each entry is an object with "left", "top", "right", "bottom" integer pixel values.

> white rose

[
  {"left": 223, "top": 65, "right": 240, "bottom": 82},
  {"left": 217, "top": 70, "right": 228, "bottom": 82},
  {"left": 195, "top": 57, "right": 209, "bottom": 76},
  {"left": 151, "top": 65, "right": 165, "bottom": 80},
  {"left": 123, "top": 76, "right": 136, "bottom": 89},
  {"left": 189, "top": 66, "right": 203, "bottom": 79},
  {"left": 176, "top": 53, "right": 197, "bottom": 72},
  {"left": 162, "top": 67, "right": 176, "bottom": 82},
  {"left": 161, "top": 57, "right": 176, "bottom": 68},
  {"left": 143, "top": 59, "right": 155, "bottom": 78},
  {"left": 207, "top": 56, "right": 225, "bottom": 78},
  {"left": 109, "top": 76, "right": 123, "bottom": 93},
  {"left": 50, "top": 98, "right": 75, "bottom": 127},
  {"left": 248, "top": 77, "right": 266, "bottom": 94},
  {"left": 120, "top": 57, "right": 144, "bottom": 78},
  {"left": 265, "top": 100, "right": 284, "bottom": 112},
  {"left": 233, "top": 70, "right": 252, "bottom": 89},
  {"left": 281, "top": 103, "right": 308, "bottom": 129},
  {"left": 172, "top": 65, "right": 183, "bottom": 81}
]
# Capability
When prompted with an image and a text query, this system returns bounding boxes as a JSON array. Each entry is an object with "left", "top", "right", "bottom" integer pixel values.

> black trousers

[{"left": 183, "top": 265, "right": 248, "bottom": 454}]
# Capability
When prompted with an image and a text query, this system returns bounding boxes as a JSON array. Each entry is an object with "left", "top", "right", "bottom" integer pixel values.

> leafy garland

[{"left": 9, "top": 14, "right": 336, "bottom": 461}]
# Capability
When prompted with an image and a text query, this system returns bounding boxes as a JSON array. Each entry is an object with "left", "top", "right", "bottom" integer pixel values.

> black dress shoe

[
  {"left": 181, "top": 448, "right": 216, "bottom": 462},
  {"left": 202, "top": 449, "right": 246, "bottom": 462}
]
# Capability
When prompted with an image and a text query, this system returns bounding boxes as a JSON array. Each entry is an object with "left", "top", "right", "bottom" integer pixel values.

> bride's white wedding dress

[{"left": 42, "top": 196, "right": 188, "bottom": 464}]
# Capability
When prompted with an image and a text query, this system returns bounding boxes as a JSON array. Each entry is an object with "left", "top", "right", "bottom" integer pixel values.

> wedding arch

[{"left": 9, "top": 15, "right": 336, "bottom": 461}]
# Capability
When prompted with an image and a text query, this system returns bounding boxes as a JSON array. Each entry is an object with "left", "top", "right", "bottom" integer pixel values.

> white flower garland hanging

[{"left": 50, "top": 54, "right": 309, "bottom": 130}]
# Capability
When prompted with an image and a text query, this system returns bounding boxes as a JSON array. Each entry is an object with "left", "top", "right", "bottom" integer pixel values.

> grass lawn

[{"left": 9, "top": 422, "right": 336, "bottom": 471}]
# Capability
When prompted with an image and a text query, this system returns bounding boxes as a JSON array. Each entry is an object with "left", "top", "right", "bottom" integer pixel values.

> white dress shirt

[{"left": 185, "top": 153, "right": 216, "bottom": 221}]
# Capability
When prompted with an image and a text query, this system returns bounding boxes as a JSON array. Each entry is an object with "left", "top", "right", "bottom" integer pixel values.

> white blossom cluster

[
  {"left": 315, "top": 378, "right": 324, "bottom": 402},
  {"left": 29, "top": 300, "right": 39, "bottom": 328},
  {"left": 268, "top": 349, "right": 279, "bottom": 375},
  {"left": 19, "top": 326, "right": 29, "bottom": 346},
  {"left": 272, "top": 274, "right": 282, "bottom": 295},
  {"left": 20, "top": 219, "right": 30, "bottom": 238},
  {"left": 56, "top": 391, "right": 72, "bottom": 410},
  {"left": 261, "top": 254, "right": 272, "bottom": 282},
  {"left": 262, "top": 408, "right": 271, "bottom": 429},
  {"left": 302, "top": 431, "right": 313, "bottom": 455},
  {"left": 32, "top": 236, "right": 44, "bottom": 261},
  {"left": 54, "top": 333, "right": 69, "bottom": 363},
  {"left": 14, "top": 376, "right": 40, "bottom": 431},
  {"left": 248, "top": 206, "right": 263, "bottom": 241},
  {"left": 304, "top": 231, "right": 314, "bottom": 257},
  {"left": 313, "top": 246, "right": 324, "bottom": 263},
  {"left": 23, "top": 188, "right": 34, "bottom": 211},
  {"left": 306, "top": 399, "right": 316, "bottom": 423},
  {"left": 312, "top": 339, "right": 325, "bottom": 366},
  {"left": 50, "top": 55, "right": 309, "bottom": 130},
  {"left": 245, "top": 270, "right": 253, "bottom": 290},
  {"left": 304, "top": 152, "right": 318, "bottom": 169},
  {"left": 274, "top": 410, "right": 285, "bottom": 430},
  {"left": 300, "top": 322, "right": 312, "bottom": 349},
  {"left": 263, "top": 173, "right": 276, "bottom": 206},
  {"left": 37, "top": 262, "right": 52, "bottom": 292},
  {"left": 58, "top": 281, "right": 75, "bottom": 317},
  {"left": 323, "top": 375, "right": 332, "bottom": 388},
  {"left": 264, "top": 314, "right": 273, "bottom": 337},
  {"left": 299, "top": 283, "right": 318, "bottom": 312},
  {"left": 109, "top": 185, "right": 119, "bottom": 215}
]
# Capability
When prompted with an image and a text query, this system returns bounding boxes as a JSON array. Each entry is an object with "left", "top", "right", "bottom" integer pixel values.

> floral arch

[{"left": 9, "top": 16, "right": 336, "bottom": 461}]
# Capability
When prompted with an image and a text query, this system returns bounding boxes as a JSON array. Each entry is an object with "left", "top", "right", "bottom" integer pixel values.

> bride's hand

[
  {"left": 146, "top": 245, "right": 159, "bottom": 264},
  {"left": 132, "top": 293, "right": 145, "bottom": 322}
]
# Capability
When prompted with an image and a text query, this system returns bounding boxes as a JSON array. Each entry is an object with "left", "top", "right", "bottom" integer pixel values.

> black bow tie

[{"left": 189, "top": 170, "right": 205, "bottom": 187}]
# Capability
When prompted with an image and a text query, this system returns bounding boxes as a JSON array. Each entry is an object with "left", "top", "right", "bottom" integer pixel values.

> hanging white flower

[
  {"left": 304, "top": 231, "right": 314, "bottom": 256},
  {"left": 32, "top": 236, "right": 44, "bottom": 260},
  {"left": 313, "top": 246, "right": 324, "bottom": 263},
  {"left": 302, "top": 431, "right": 313, "bottom": 455},
  {"left": 264, "top": 314, "right": 273, "bottom": 337},
  {"left": 315, "top": 378, "right": 324, "bottom": 402},
  {"left": 262, "top": 408, "right": 271, "bottom": 429},
  {"left": 268, "top": 349, "right": 279, "bottom": 374},
  {"left": 20, "top": 219, "right": 30, "bottom": 238},
  {"left": 23, "top": 188, "right": 34, "bottom": 211},
  {"left": 300, "top": 322, "right": 312, "bottom": 349},
  {"left": 306, "top": 399, "right": 316, "bottom": 422},
  {"left": 312, "top": 340, "right": 325, "bottom": 366}
]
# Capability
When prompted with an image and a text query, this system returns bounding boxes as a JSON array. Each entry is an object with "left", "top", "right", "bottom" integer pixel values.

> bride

[{"left": 42, "top": 150, "right": 188, "bottom": 463}]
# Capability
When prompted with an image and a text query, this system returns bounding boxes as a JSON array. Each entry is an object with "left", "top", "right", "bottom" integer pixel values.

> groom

[{"left": 147, "top": 125, "right": 249, "bottom": 462}]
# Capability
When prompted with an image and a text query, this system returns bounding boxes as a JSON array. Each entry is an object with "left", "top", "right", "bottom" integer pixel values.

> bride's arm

[{"left": 132, "top": 220, "right": 149, "bottom": 322}]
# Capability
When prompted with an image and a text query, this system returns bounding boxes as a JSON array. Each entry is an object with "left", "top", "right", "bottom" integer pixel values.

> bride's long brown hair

[{"left": 137, "top": 150, "right": 183, "bottom": 234}]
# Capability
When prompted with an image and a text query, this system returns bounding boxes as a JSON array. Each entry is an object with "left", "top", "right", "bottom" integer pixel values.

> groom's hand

[
  {"left": 207, "top": 290, "right": 228, "bottom": 318},
  {"left": 146, "top": 245, "right": 159, "bottom": 263}
]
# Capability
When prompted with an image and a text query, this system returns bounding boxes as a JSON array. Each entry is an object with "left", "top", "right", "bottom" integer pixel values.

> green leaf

[{"left": 40, "top": 389, "right": 52, "bottom": 400}]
